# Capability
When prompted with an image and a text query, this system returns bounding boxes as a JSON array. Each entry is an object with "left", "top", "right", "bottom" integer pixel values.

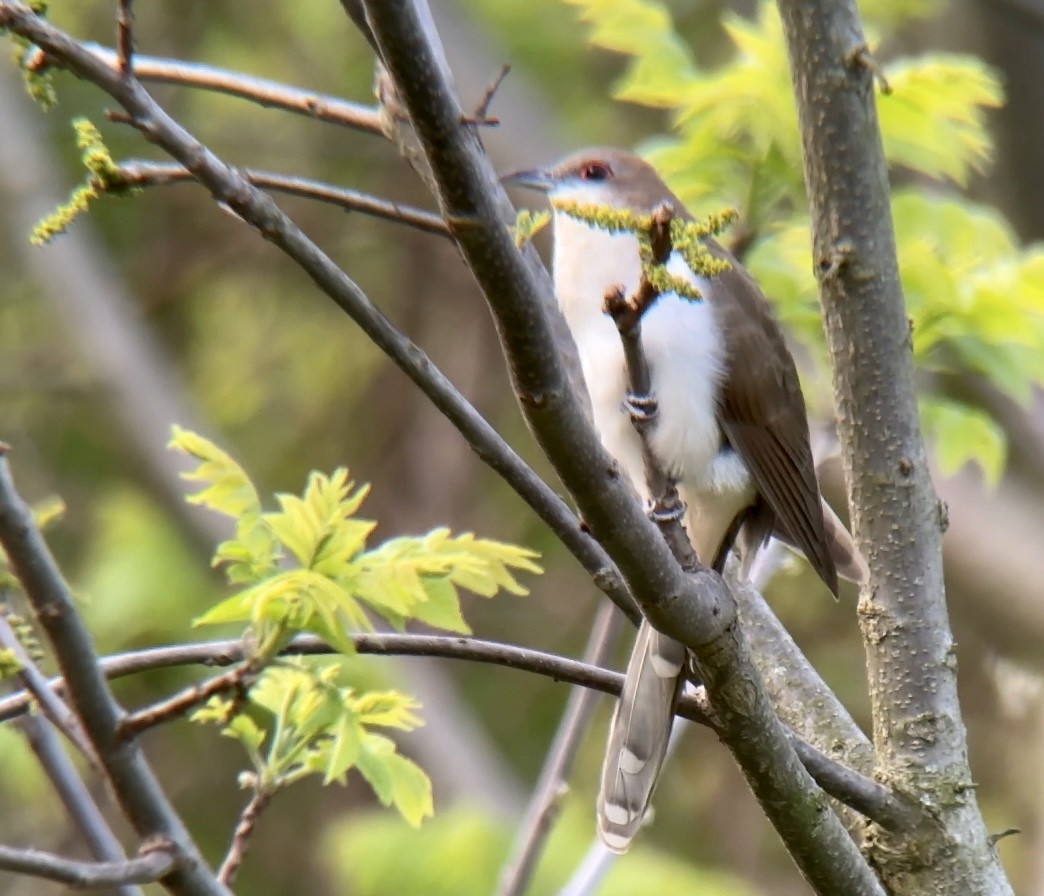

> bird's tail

[
  {"left": 597, "top": 620, "right": 686, "bottom": 853},
  {"left": 821, "top": 499, "right": 868, "bottom": 585}
]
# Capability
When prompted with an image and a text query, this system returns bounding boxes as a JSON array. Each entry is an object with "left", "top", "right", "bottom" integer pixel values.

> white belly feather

[{"left": 553, "top": 213, "right": 755, "bottom": 565}]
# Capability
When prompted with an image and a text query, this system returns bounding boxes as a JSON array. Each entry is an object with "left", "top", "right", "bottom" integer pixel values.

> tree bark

[{"left": 777, "top": 0, "right": 1014, "bottom": 892}]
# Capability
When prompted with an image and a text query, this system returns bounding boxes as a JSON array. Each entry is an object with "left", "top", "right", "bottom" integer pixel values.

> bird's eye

[{"left": 579, "top": 162, "right": 612, "bottom": 182}]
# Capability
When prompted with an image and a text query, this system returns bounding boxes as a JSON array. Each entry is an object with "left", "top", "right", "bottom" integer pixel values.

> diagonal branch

[
  {"left": 496, "top": 601, "right": 623, "bottom": 896},
  {"left": 0, "top": 844, "right": 174, "bottom": 888},
  {"left": 108, "top": 161, "right": 450, "bottom": 237},
  {"left": 349, "top": 5, "right": 885, "bottom": 890},
  {"left": 0, "top": 451, "right": 231, "bottom": 896},
  {"left": 0, "top": 2, "right": 638, "bottom": 626}
]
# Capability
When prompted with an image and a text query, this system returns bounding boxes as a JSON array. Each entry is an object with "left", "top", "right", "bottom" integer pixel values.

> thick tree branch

[
  {"left": 777, "top": 1, "right": 1013, "bottom": 892},
  {"left": 0, "top": 844, "right": 174, "bottom": 889},
  {"left": 0, "top": 453, "right": 230, "bottom": 896},
  {"left": 358, "top": 4, "right": 885, "bottom": 892}
]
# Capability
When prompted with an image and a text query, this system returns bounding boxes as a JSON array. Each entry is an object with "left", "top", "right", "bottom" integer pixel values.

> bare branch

[
  {"left": 109, "top": 160, "right": 450, "bottom": 237},
  {"left": 15, "top": 711, "right": 143, "bottom": 896},
  {"left": 216, "top": 789, "right": 272, "bottom": 886},
  {"left": 0, "top": 450, "right": 230, "bottom": 896},
  {"left": 0, "top": 612, "right": 99, "bottom": 766},
  {"left": 118, "top": 664, "right": 254, "bottom": 741},
  {"left": 27, "top": 42, "right": 384, "bottom": 135},
  {"left": 461, "top": 62, "right": 510, "bottom": 127},
  {"left": 0, "top": 843, "right": 174, "bottom": 889},
  {"left": 496, "top": 602, "right": 623, "bottom": 896},
  {"left": 778, "top": 0, "right": 1012, "bottom": 890},
  {"left": 115, "top": 1, "right": 134, "bottom": 74}
]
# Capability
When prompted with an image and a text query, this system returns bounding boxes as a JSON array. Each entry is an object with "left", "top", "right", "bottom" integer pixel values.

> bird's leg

[{"left": 623, "top": 390, "right": 686, "bottom": 524}]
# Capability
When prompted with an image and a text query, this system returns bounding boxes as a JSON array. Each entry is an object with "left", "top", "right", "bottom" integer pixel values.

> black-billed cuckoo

[{"left": 506, "top": 148, "right": 867, "bottom": 853}]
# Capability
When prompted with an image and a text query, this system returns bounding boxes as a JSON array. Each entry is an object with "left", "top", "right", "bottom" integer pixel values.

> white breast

[{"left": 552, "top": 211, "right": 754, "bottom": 564}]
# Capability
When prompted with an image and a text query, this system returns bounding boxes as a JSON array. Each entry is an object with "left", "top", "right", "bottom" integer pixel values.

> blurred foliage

[{"left": 324, "top": 804, "right": 756, "bottom": 896}]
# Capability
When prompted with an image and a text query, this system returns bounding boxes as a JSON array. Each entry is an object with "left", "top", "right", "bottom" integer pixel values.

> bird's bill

[{"left": 500, "top": 167, "right": 553, "bottom": 192}]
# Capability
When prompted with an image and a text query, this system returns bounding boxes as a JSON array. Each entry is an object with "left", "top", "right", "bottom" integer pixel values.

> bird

[{"left": 504, "top": 148, "right": 867, "bottom": 853}]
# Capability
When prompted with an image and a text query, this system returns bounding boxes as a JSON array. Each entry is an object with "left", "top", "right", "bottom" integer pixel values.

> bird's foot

[
  {"left": 623, "top": 390, "right": 658, "bottom": 424},
  {"left": 647, "top": 490, "right": 685, "bottom": 524}
]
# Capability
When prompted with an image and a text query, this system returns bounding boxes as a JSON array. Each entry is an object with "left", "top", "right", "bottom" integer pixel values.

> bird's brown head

[{"left": 503, "top": 148, "right": 679, "bottom": 215}]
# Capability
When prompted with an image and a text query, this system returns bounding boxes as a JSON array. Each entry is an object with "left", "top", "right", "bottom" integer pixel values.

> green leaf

[
  {"left": 408, "top": 576, "right": 471, "bottom": 634},
  {"left": 357, "top": 733, "right": 433, "bottom": 828},
  {"left": 169, "top": 425, "right": 262, "bottom": 519},
  {"left": 352, "top": 691, "right": 423, "bottom": 731},
  {"left": 324, "top": 713, "right": 365, "bottom": 785},
  {"left": 880, "top": 55, "right": 1003, "bottom": 185},
  {"left": 920, "top": 397, "right": 1007, "bottom": 486}
]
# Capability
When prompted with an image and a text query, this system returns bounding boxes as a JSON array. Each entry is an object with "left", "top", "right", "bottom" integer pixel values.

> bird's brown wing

[{"left": 705, "top": 241, "right": 839, "bottom": 596}]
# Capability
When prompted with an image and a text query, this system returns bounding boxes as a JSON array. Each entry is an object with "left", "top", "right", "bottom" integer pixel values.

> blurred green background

[{"left": 2, "top": 1, "right": 1044, "bottom": 893}]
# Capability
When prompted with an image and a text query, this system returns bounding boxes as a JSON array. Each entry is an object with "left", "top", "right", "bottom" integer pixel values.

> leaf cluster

[
  {"left": 566, "top": 0, "right": 1033, "bottom": 483},
  {"left": 170, "top": 425, "right": 540, "bottom": 828},
  {"left": 194, "top": 662, "right": 433, "bottom": 826}
]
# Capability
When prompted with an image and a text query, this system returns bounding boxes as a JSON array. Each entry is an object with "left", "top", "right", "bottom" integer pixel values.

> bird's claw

[
  {"left": 624, "top": 391, "right": 658, "bottom": 423},
  {"left": 647, "top": 492, "right": 685, "bottom": 523}
]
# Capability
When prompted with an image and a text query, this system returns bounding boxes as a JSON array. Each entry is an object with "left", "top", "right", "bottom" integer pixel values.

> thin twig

[
  {"left": 496, "top": 602, "right": 623, "bottom": 896},
  {"left": 0, "top": 843, "right": 174, "bottom": 888},
  {"left": 118, "top": 664, "right": 255, "bottom": 741},
  {"left": 216, "top": 789, "right": 272, "bottom": 886},
  {"left": 461, "top": 63, "right": 510, "bottom": 126},
  {"left": 0, "top": 613, "right": 100, "bottom": 767},
  {"left": 24, "top": 42, "right": 384, "bottom": 134},
  {"left": 16, "top": 712, "right": 143, "bottom": 896},
  {"left": 604, "top": 203, "right": 701, "bottom": 571},
  {"left": 115, "top": 0, "right": 134, "bottom": 74},
  {"left": 110, "top": 161, "right": 450, "bottom": 237}
]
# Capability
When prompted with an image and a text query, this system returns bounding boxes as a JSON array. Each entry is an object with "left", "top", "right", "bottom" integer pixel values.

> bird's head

[{"left": 503, "top": 148, "right": 676, "bottom": 215}]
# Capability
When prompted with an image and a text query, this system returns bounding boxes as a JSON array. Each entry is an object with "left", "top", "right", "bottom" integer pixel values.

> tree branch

[
  {"left": 777, "top": 0, "right": 1013, "bottom": 892},
  {"left": 216, "top": 789, "right": 272, "bottom": 887},
  {"left": 496, "top": 601, "right": 623, "bottom": 896},
  {"left": 14, "top": 712, "right": 144, "bottom": 896},
  {"left": 0, "top": 844, "right": 174, "bottom": 889},
  {"left": 109, "top": 161, "right": 450, "bottom": 236},
  {"left": 29, "top": 42, "right": 384, "bottom": 135},
  {"left": 0, "top": 611, "right": 99, "bottom": 766},
  {"left": 117, "top": 663, "right": 254, "bottom": 741},
  {"left": 0, "top": 632, "right": 906, "bottom": 831},
  {"left": 0, "top": 451, "right": 230, "bottom": 896},
  {"left": 350, "top": 5, "right": 884, "bottom": 890}
]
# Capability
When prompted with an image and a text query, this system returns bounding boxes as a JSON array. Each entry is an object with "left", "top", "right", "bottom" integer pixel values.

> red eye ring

[{"left": 579, "top": 162, "right": 612, "bottom": 182}]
